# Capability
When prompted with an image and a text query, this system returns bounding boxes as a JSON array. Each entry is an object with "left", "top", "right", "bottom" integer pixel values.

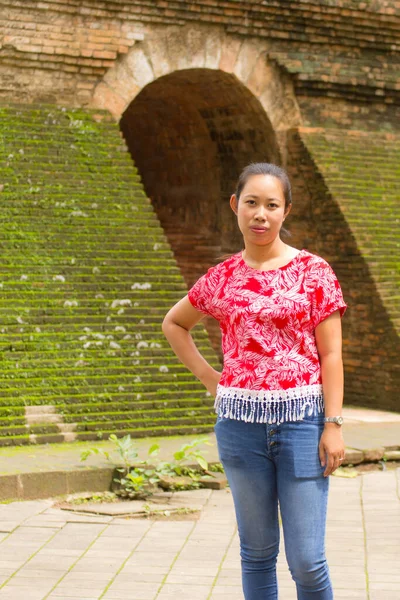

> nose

[{"left": 254, "top": 206, "right": 267, "bottom": 221}]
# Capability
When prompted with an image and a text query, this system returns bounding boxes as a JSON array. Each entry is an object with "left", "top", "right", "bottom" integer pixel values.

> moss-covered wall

[
  {"left": 285, "top": 128, "right": 400, "bottom": 412},
  {"left": 0, "top": 1, "right": 398, "bottom": 423},
  {"left": 0, "top": 104, "right": 220, "bottom": 446}
]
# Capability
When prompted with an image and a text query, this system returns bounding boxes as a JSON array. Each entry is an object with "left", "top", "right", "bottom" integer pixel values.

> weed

[{"left": 80, "top": 434, "right": 211, "bottom": 497}]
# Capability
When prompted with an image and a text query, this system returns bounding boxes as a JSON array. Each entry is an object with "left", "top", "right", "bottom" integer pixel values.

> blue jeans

[{"left": 214, "top": 411, "right": 333, "bottom": 600}]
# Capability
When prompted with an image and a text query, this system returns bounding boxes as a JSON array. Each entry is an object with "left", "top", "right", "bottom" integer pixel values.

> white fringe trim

[{"left": 214, "top": 383, "right": 324, "bottom": 424}]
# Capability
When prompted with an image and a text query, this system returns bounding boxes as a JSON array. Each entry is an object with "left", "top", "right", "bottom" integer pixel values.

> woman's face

[{"left": 230, "top": 174, "right": 291, "bottom": 246}]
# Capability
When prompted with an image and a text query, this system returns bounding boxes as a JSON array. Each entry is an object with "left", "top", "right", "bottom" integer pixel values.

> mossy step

[
  {"left": 0, "top": 363, "right": 197, "bottom": 380},
  {"left": 74, "top": 423, "right": 215, "bottom": 442},
  {"left": 74, "top": 414, "right": 214, "bottom": 433},
  {"left": 58, "top": 397, "right": 213, "bottom": 415},
  {"left": 0, "top": 287, "right": 182, "bottom": 296},
  {"left": 0, "top": 389, "right": 211, "bottom": 408},
  {"left": 0, "top": 415, "right": 26, "bottom": 427},
  {"left": 0, "top": 342, "right": 215, "bottom": 360},
  {"left": 0, "top": 103, "right": 219, "bottom": 442},
  {"left": 0, "top": 346, "right": 215, "bottom": 366},
  {"left": 0, "top": 344, "right": 214, "bottom": 365},
  {"left": 64, "top": 405, "right": 214, "bottom": 424},
  {"left": 0, "top": 330, "right": 210, "bottom": 344},
  {"left": 0, "top": 406, "right": 26, "bottom": 418},
  {"left": 0, "top": 423, "right": 216, "bottom": 447},
  {"left": 0, "top": 434, "right": 55, "bottom": 447},
  {"left": 0, "top": 423, "right": 61, "bottom": 437},
  {"left": 0, "top": 369, "right": 207, "bottom": 388},
  {"left": 0, "top": 380, "right": 207, "bottom": 400}
]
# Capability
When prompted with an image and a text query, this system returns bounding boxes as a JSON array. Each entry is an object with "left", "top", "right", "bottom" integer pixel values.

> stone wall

[
  {"left": 285, "top": 129, "right": 400, "bottom": 412},
  {"left": 1, "top": 0, "right": 399, "bottom": 412},
  {"left": 1, "top": 1, "right": 399, "bottom": 128}
]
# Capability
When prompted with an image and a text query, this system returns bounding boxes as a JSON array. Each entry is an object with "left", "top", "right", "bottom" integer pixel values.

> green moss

[
  {"left": 302, "top": 129, "right": 400, "bottom": 334},
  {"left": 0, "top": 103, "right": 220, "bottom": 444}
]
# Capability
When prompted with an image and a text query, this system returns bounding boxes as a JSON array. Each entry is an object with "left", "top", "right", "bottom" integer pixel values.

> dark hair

[{"left": 234, "top": 162, "right": 292, "bottom": 210}]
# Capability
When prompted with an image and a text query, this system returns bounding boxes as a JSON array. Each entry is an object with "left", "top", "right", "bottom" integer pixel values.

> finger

[
  {"left": 319, "top": 444, "right": 326, "bottom": 467},
  {"left": 324, "top": 454, "right": 334, "bottom": 477}
]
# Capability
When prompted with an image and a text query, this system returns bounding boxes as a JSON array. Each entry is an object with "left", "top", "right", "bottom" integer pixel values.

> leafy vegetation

[{"left": 81, "top": 434, "right": 216, "bottom": 498}]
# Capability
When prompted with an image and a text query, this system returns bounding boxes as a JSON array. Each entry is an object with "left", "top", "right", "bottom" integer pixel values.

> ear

[
  {"left": 230, "top": 194, "right": 238, "bottom": 215},
  {"left": 283, "top": 203, "right": 292, "bottom": 220}
]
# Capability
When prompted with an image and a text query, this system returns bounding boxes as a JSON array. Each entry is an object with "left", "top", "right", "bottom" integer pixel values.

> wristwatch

[{"left": 324, "top": 416, "right": 344, "bottom": 426}]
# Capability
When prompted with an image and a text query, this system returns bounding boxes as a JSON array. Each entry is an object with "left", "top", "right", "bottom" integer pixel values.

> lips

[{"left": 250, "top": 227, "right": 268, "bottom": 233}]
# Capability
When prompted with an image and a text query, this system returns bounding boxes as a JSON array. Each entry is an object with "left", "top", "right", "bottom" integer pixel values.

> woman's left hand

[{"left": 319, "top": 425, "right": 346, "bottom": 477}]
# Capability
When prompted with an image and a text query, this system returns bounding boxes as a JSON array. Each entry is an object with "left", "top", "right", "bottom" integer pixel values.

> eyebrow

[{"left": 243, "top": 194, "right": 282, "bottom": 202}]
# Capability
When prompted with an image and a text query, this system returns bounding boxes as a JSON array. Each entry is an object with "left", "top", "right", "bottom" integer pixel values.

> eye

[
  {"left": 268, "top": 202, "right": 278, "bottom": 208},
  {"left": 246, "top": 200, "right": 256, "bottom": 205}
]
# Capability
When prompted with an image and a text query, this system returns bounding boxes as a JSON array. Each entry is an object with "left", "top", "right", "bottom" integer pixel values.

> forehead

[{"left": 241, "top": 174, "right": 285, "bottom": 198}]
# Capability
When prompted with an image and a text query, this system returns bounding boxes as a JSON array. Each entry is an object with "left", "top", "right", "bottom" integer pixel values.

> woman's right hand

[
  {"left": 162, "top": 296, "right": 221, "bottom": 397},
  {"left": 201, "top": 368, "right": 221, "bottom": 397}
]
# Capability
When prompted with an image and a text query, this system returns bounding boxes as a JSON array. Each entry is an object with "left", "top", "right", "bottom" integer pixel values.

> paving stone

[
  {"left": 210, "top": 586, "right": 244, "bottom": 599},
  {"left": 0, "top": 587, "right": 53, "bottom": 600},
  {"left": 0, "top": 476, "right": 398, "bottom": 597},
  {"left": 2, "top": 576, "right": 61, "bottom": 587},
  {"left": 165, "top": 573, "right": 215, "bottom": 585},
  {"left": 331, "top": 592, "right": 367, "bottom": 599},
  {"left": 0, "top": 521, "right": 22, "bottom": 533},
  {"left": 50, "top": 586, "right": 106, "bottom": 597},
  {"left": 156, "top": 583, "right": 210, "bottom": 599},
  {"left": 47, "top": 597, "right": 99, "bottom": 600}
]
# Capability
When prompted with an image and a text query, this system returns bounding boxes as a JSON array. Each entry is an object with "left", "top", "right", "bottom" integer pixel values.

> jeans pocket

[{"left": 288, "top": 419, "right": 325, "bottom": 479}]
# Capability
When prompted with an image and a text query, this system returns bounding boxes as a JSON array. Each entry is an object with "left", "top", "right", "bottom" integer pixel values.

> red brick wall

[
  {"left": 1, "top": 0, "right": 399, "bottom": 128},
  {"left": 285, "top": 130, "right": 399, "bottom": 412}
]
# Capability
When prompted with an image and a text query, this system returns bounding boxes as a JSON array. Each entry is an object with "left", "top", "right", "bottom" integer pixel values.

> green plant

[
  {"left": 80, "top": 434, "right": 212, "bottom": 497},
  {"left": 155, "top": 437, "right": 211, "bottom": 490},
  {"left": 208, "top": 462, "right": 224, "bottom": 473},
  {"left": 81, "top": 434, "right": 160, "bottom": 497}
]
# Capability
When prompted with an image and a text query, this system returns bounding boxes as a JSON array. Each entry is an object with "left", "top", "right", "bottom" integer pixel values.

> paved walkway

[
  {"left": 0, "top": 469, "right": 399, "bottom": 600},
  {"left": 1, "top": 406, "right": 399, "bottom": 478},
  {"left": 0, "top": 405, "right": 400, "bottom": 502}
]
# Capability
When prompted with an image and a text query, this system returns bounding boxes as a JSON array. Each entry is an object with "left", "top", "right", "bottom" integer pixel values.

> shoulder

[
  {"left": 298, "top": 250, "right": 330, "bottom": 269},
  {"left": 297, "top": 251, "right": 340, "bottom": 289},
  {"left": 298, "top": 250, "right": 335, "bottom": 275},
  {"left": 202, "top": 252, "right": 242, "bottom": 279}
]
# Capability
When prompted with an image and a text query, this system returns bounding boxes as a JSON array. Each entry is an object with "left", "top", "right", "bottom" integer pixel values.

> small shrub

[{"left": 80, "top": 434, "right": 211, "bottom": 498}]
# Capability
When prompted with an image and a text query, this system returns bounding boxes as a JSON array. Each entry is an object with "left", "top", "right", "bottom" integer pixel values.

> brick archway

[
  {"left": 120, "top": 68, "right": 281, "bottom": 271},
  {"left": 91, "top": 25, "right": 301, "bottom": 355},
  {"left": 91, "top": 24, "right": 301, "bottom": 132}
]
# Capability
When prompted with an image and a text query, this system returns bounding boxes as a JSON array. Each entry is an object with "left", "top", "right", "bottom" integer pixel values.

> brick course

[{"left": 1, "top": 0, "right": 399, "bottom": 115}]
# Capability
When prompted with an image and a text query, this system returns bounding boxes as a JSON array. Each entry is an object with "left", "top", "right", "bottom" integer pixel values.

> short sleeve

[
  {"left": 187, "top": 266, "right": 219, "bottom": 319},
  {"left": 308, "top": 259, "right": 347, "bottom": 328}
]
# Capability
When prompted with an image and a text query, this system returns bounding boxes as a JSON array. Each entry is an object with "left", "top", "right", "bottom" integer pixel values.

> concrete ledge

[{"left": 0, "top": 468, "right": 114, "bottom": 502}]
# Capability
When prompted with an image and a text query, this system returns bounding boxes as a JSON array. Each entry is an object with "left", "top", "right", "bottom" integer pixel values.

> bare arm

[
  {"left": 162, "top": 296, "right": 221, "bottom": 396},
  {"left": 315, "top": 310, "right": 346, "bottom": 476}
]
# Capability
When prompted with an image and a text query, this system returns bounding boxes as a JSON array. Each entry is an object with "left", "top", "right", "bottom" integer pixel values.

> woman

[{"left": 162, "top": 163, "right": 347, "bottom": 600}]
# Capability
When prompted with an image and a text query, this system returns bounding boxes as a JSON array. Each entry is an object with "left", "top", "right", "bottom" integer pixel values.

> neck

[{"left": 242, "top": 238, "right": 288, "bottom": 265}]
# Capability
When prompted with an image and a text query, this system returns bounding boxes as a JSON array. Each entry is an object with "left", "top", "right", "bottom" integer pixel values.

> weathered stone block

[
  {"left": 199, "top": 473, "right": 227, "bottom": 490},
  {"left": 363, "top": 448, "right": 385, "bottom": 462},
  {"left": 0, "top": 475, "right": 19, "bottom": 501},
  {"left": 342, "top": 449, "right": 364, "bottom": 465},
  {"left": 67, "top": 468, "right": 114, "bottom": 494},
  {"left": 19, "top": 471, "right": 68, "bottom": 500},
  {"left": 383, "top": 450, "right": 400, "bottom": 461}
]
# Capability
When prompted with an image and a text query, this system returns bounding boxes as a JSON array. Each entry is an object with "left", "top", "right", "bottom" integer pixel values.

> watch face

[{"left": 337, "top": 416, "right": 344, "bottom": 425}]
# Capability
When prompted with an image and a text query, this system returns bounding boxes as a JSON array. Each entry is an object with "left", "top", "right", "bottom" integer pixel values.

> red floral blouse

[{"left": 188, "top": 250, "right": 347, "bottom": 424}]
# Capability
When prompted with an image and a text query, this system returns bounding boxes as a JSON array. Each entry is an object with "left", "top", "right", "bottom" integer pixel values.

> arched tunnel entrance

[{"left": 120, "top": 68, "right": 280, "bottom": 354}]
